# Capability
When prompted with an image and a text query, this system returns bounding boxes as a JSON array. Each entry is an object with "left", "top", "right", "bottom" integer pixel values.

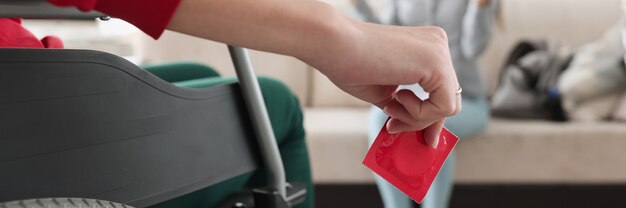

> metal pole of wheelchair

[{"left": 228, "top": 45, "right": 287, "bottom": 199}]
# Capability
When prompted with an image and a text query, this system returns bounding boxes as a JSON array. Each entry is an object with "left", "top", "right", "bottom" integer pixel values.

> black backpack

[{"left": 490, "top": 40, "right": 573, "bottom": 121}]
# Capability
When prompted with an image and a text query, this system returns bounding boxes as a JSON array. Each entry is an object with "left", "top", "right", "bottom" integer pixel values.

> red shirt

[
  {"left": 48, "top": 0, "right": 181, "bottom": 39},
  {"left": 1, "top": 0, "right": 180, "bottom": 48},
  {"left": 0, "top": 18, "right": 63, "bottom": 48}
]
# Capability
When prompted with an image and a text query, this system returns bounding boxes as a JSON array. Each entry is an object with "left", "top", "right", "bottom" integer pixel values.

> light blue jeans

[{"left": 368, "top": 97, "right": 489, "bottom": 208}]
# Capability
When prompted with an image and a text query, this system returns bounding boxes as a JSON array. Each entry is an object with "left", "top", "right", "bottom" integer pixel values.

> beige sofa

[{"left": 139, "top": 0, "right": 626, "bottom": 186}]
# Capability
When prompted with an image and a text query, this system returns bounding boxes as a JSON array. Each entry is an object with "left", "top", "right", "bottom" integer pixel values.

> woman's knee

[
  {"left": 144, "top": 62, "right": 221, "bottom": 83},
  {"left": 445, "top": 98, "right": 490, "bottom": 138}
]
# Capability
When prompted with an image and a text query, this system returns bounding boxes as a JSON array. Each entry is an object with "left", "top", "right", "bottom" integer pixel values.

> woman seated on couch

[{"left": 353, "top": 0, "right": 498, "bottom": 207}]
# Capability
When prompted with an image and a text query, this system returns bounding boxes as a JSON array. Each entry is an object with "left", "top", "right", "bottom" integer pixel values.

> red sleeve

[
  {"left": 48, "top": 0, "right": 181, "bottom": 39},
  {"left": 0, "top": 18, "right": 65, "bottom": 49},
  {"left": 41, "top": 36, "right": 65, "bottom": 49},
  {"left": 0, "top": 18, "right": 45, "bottom": 48}
]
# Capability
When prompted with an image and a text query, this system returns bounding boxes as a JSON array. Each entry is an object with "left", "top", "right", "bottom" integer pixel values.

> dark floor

[{"left": 315, "top": 184, "right": 626, "bottom": 208}]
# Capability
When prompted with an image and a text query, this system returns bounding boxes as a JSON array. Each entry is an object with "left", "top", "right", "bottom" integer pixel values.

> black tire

[{"left": 0, "top": 198, "right": 133, "bottom": 208}]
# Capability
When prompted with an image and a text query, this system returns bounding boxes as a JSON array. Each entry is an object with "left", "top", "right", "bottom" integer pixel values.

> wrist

[{"left": 293, "top": 3, "right": 364, "bottom": 73}]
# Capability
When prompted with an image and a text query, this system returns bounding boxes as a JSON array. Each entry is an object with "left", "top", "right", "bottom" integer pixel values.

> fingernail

[
  {"left": 388, "top": 130, "right": 401, "bottom": 134},
  {"left": 386, "top": 120, "right": 400, "bottom": 134},
  {"left": 394, "top": 94, "right": 404, "bottom": 104},
  {"left": 432, "top": 137, "right": 439, "bottom": 149},
  {"left": 382, "top": 107, "right": 391, "bottom": 116}
]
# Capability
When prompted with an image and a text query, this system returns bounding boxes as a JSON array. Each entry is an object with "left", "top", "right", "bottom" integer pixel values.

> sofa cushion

[
  {"left": 456, "top": 118, "right": 626, "bottom": 184},
  {"left": 304, "top": 107, "right": 373, "bottom": 183},
  {"left": 309, "top": 71, "right": 370, "bottom": 108},
  {"left": 613, "top": 90, "right": 626, "bottom": 122},
  {"left": 305, "top": 108, "right": 626, "bottom": 184}
]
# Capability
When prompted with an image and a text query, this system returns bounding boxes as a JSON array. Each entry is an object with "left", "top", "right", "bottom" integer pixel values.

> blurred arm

[{"left": 460, "top": 0, "right": 498, "bottom": 60}]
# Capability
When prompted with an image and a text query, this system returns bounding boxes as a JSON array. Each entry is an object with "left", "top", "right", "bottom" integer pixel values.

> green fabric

[
  {"left": 143, "top": 63, "right": 314, "bottom": 208},
  {"left": 141, "top": 62, "right": 221, "bottom": 83}
]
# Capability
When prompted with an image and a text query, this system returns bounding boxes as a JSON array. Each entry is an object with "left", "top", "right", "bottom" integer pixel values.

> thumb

[{"left": 423, "top": 120, "right": 445, "bottom": 149}]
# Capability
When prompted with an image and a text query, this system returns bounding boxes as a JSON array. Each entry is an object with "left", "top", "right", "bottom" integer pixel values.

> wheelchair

[{"left": 0, "top": 1, "right": 307, "bottom": 207}]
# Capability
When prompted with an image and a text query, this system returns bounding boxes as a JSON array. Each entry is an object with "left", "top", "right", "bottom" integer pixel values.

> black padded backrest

[{"left": 0, "top": 48, "right": 260, "bottom": 207}]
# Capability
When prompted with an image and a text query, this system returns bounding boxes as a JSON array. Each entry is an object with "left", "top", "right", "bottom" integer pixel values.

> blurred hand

[
  {"left": 302, "top": 23, "right": 462, "bottom": 148},
  {"left": 476, "top": 0, "right": 490, "bottom": 7}
]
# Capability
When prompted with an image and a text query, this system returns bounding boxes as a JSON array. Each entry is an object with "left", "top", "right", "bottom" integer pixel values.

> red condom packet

[{"left": 363, "top": 119, "right": 459, "bottom": 203}]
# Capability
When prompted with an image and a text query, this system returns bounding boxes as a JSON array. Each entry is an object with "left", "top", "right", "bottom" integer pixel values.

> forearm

[
  {"left": 48, "top": 0, "right": 462, "bottom": 141},
  {"left": 167, "top": 0, "right": 360, "bottom": 63},
  {"left": 460, "top": 0, "right": 498, "bottom": 59}
]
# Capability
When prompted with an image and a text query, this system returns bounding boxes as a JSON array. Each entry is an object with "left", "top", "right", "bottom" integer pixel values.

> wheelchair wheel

[{"left": 0, "top": 198, "right": 133, "bottom": 208}]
